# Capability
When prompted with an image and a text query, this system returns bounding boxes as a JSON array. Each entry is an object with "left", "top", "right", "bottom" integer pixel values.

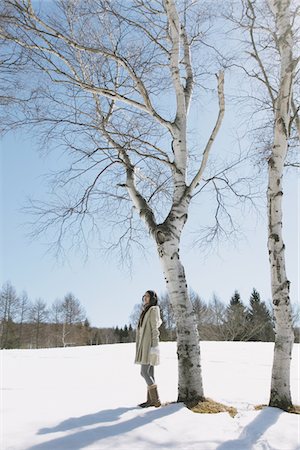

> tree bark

[
  {"left": 154, "top": 209, "right": 204, "bottom": 402},
  {"left": 267, "top": 0, "right": 295, "bottom": 410}
]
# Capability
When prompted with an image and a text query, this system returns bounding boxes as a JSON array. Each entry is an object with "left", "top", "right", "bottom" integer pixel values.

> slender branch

[
  {"left": 107, "top": 4, "right": 169, "bottom": 54},
  {"left": 188, "top": 71, "right": 225, "bottom": 194},
  {"left": 246, "top": 0, "right": 276, "bottom": 108},
  {"left": 181, "top": 24, "right": 193, "bottom": 113},
  {"left": 291, "top": 98, "right": 300, "bottom": 140},
  {"left": 163, "top": 0, "right": 185, "bottom": 120}
]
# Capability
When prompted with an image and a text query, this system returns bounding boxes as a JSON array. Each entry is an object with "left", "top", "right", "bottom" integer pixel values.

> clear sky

[
  {"left": 0, "top": 3, "right": 298, "bottom": 328},
  {"left": 0, "top": 117, "right": 298, "bottom": 328}
]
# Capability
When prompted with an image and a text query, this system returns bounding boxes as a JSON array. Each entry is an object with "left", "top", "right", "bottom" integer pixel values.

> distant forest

[{"left": 0, "top": 281, "right": 299, "bottom": 349}]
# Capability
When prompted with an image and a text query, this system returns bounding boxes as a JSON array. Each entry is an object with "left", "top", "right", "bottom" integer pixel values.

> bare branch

[
  {"left": 181, "top": 24, "right": 193, "bottom": 113},
  {"left": 164, "top": 0, "right": 186, "bottom": 118},
  {"left": 188, "top": 71, "right": 225, "bottom": 194},
  {"left": 246, "top": 0, "right": 276, "bottom": 108},
  {"left": 1, "top": 0, "right": 173, "bottom": 131}
]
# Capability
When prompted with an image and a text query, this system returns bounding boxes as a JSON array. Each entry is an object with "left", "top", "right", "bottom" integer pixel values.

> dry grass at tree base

[
  {"left": 187, "top": 398, "right": 238, "bottom": 418},
  {"left": 188, "top": 400, "right": 300, "bottom": 417},
  {"left": 255, "top": 404, "right": 300, "bottom": 414}
]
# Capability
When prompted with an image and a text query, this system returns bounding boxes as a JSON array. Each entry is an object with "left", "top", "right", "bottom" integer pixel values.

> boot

[
  {"left": 138, "top": 388, "right": 151, "bottom": 408},
  {"left": 148, "top": 384, "right": 161, "bottom": 407}
]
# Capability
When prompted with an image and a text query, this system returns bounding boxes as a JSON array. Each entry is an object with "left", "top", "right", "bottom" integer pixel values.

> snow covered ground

[{"left": 1, "top": 341, "right": 299, "bottom": 450}]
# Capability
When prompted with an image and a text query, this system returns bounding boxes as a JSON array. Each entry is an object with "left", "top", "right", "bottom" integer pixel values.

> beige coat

[{"left": 135, "top": 306, "right": 162, "bottom": 366}]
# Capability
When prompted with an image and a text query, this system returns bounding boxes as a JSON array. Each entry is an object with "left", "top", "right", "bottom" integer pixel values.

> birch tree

[
  {"left": 0, "top": 281, "right": 19, "bottom": 348},
  {"left": 17, "top": 290, "right": 31, "bottom": 346},
  {"left": 266, "top": 0, "right": 298, "bottom": 410},
  {"left": 60, "top": 293, "right": 86, "bottom": 346},
  {"left": 0, "top": 0, "right": 227, "bottom": 402},
  {"left": 29, "top": 298, "right": 49, "bottom": 348},
  {"left": 228, "top": 0, "right": 299, "bottom": 409}
]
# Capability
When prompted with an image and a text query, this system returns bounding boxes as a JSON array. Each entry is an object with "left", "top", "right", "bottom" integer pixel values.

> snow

[{"left": 1, "top": 341, "right": 299, "bottom": 450}]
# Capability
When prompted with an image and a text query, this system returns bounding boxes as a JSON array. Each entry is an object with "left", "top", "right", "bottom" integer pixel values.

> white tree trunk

[
  {"left": 155, "top": 218, "right": 204, "bottom": 402},
  {"left": 268, "top": 143, "right": 294, "bottom": 410},
  {"left": 267, "top": 0, "right": 295, "bottom": 410}
]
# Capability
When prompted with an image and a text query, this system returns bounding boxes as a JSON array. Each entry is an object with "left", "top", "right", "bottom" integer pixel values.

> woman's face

[{"left": 143, "top": 292, "right": 151, "bottom": 305}]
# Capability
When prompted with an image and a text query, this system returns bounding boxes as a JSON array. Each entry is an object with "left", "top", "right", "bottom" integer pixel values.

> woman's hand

[
  {"left": 149, "top": 346, "right": 160, "bottom": 365},
  {"left": 150, "top": 346, "right": 160, "bottom": 355}
]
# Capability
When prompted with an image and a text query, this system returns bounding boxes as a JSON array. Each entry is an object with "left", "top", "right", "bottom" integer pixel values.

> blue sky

[
  {"left": 0, "top": 6, "right": 298, "bottom": 328},
  {"left": 0, "top": 120, "right": 298, "bottom": 328}
]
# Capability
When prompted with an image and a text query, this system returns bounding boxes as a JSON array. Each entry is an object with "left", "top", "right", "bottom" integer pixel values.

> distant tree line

[
  {"left": 0, "top": 281, "right": 138, "bottom": 349},
  {"left": 130, "top": 288, "right": 300, "bottom": 344},
  {"left": 0, "top": 281, "right": 88, "bottom": 348},
  {"left": 1, "top": 281, "right": 299, "bottom": 349}
]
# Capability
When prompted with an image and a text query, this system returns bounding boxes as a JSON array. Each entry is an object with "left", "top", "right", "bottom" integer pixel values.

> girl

[{"left": 135, "top": 290, "right": 162, "bottom": 407}]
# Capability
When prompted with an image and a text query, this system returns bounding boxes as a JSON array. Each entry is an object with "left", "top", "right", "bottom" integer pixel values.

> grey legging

[{"left": 140, "top": 364, "right": 155, "bottom": 386}]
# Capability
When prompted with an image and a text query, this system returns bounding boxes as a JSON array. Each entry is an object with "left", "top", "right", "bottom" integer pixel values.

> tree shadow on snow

[
  {"left": 216, "top": 407, "right": 282, "bottom": 450},
  {"left": 26, "top": 403, "right": 182, "bottom": 450},
  {"left": 37, "top": 407, "right": 133, "bottom": 434}
]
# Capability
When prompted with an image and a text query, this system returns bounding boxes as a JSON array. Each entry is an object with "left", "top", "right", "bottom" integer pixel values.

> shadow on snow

[
  {"left": 25, "top": 404, "right": 285, "bottom": 450},
  {"left": 216, "top": 407, "right": 282, "bottom": 450},
  {"left": 26, "top": 403, "right": 183, "bottom": 450}
]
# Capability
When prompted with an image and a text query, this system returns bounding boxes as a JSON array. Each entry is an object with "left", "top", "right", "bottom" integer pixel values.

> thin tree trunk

[
  {"left": 268, "top": 154, "right": 294, "bottom": 410},
  {"left": 267, "top": 0, "right": 295, "bottom": 410}
]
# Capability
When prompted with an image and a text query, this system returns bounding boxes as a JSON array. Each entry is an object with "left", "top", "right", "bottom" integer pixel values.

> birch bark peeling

[{"left": 267, "top": 0, "right": 295, "bottom": 410}]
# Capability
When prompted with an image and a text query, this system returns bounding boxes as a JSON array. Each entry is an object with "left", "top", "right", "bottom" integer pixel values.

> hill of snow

[{"left": 1, "top": 341, "right": 299, "bottom": 449}]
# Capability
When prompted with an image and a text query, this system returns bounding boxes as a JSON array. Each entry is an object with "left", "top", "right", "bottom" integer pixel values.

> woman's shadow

[{"left": 26, "top": 403, "right": 182, "bottom": 450}]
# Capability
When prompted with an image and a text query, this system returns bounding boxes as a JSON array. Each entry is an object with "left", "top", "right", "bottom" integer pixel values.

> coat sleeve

[{"left": 150, "top": 306, "right": 161, "bottom": 347}]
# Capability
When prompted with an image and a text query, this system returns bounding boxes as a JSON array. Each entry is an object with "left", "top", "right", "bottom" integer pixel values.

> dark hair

[
  {"left": 138, "top": 290, "right": 158, "bottom": 328},
  {"left": 146, "top": 290, "right": 158, "bottom": 306}
]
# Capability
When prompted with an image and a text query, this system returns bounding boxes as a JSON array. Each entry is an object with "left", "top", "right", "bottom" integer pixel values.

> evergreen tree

[
  {"left": 230, "top": 290, "right": 242, "bottom": 306},
  {"left": 248, "top": 288, "right": 274, "bottom": 341},
  {"left": 84, "top": 318, "right": 90, "bottom": 328},
  {"left": 128, "top": 323, "right": 136, "bottom": 342},
  {"left": 123, "top": 324, "right": 129, "bottom": 342},
  {"left": 225, "top": 291, "right": 248, "bottom": 341},
  {"left": 114, "top": 326, "right": 121, "bottom": 342}
]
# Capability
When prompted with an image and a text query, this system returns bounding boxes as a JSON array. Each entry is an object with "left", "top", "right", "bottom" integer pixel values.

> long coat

[{"left": 135, "top": 306, "right": 162, "bottom": 366}]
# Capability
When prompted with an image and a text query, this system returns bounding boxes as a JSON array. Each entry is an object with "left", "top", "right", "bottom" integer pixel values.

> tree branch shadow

[
  {"left": 26, "top": 403, "right": 183, "bottom": 450},
  {"left": 216, "top": 407, "right": 282, "bottom": 450}
]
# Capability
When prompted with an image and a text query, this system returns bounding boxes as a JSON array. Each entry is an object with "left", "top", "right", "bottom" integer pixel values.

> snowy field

[{"left": 1, "top": 341, "right": 299, "bottom": 450}]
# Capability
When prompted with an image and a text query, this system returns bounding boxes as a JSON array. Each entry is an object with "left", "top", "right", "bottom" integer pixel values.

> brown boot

[
  {"left": 138, "top": 388, "right": 151, "bottom": 408},
  {"left": 148, "top": 384, "right": 161, "bottom": 407}
]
